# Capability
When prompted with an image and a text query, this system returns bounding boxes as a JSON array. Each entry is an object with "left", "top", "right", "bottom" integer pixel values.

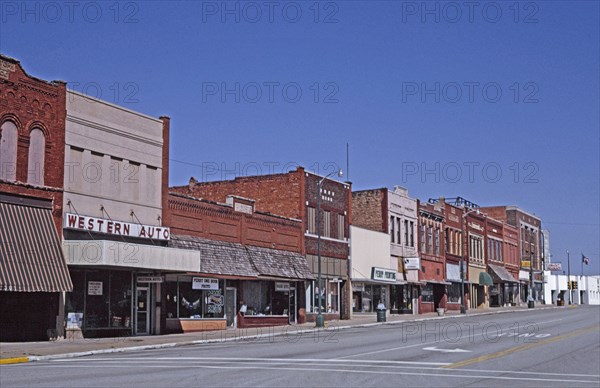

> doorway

[
  {"left": 289, "top": 287, "right": 297, "bottom": 324},
  {"left": 225, "top": 287, "right": 236, "bottom": 327},
  {"left": 135, "top": 287, "right": 149, "bottom": 335}
]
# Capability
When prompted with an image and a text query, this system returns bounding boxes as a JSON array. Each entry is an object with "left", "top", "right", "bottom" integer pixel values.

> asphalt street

[{"left": 1, "top": 306, "right": 599, "bottom": 387}]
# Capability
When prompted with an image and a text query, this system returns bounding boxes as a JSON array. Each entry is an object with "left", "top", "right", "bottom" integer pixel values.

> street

[{"left": 1, "top": 306, "right": 599, "bottom": 387}]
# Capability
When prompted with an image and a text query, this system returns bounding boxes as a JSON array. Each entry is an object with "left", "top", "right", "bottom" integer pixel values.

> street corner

[{"left": 0, "top": 357, "right": 30, "bottom": 365}]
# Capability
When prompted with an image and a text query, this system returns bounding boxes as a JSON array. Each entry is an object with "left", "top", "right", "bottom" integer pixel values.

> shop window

[
  {"left": 165, "top": 277, "right": 225, "bottom": 319},
  {"left": 27, "top": 128, "right": 45, "bottom": 185},
  {"left": 447, "top": 283, "right": 461, "bottom": 303},
  {"left": 0, "top": 120, "right": 18, "bottom": 181},
  {"left": 421, "top": 284, "right": 434, "bottom": 302}
]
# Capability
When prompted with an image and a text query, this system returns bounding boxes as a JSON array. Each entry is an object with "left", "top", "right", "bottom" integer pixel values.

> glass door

[
  {"left": 288, "top": 287, "right": 297, "bottom": 324},
  {"left": 225, "top": 287, "right": 236, "bottom": 327},
  {"left": 135, "top": 287, "right": 149, "bottom": 335}
]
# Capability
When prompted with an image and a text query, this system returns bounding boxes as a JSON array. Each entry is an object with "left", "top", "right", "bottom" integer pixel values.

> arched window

[
  {"left": 0, "top": 120, "right": 18, "bottom": 181},
  {"left": 27, "top": 128, "right": 45, "bottom": 185}
]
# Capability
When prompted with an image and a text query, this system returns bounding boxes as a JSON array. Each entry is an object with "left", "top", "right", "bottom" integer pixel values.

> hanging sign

[
  {"left": 192, "top": 277, "right": 219, "bottom": 290},
  {"left": 275, "top": 282, "right": 290, "bottom": 292},
  {"left": 137, "top": 276, "right": 164, "bottom": 283}
]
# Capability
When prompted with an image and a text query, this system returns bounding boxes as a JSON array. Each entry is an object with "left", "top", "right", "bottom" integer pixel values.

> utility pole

[
  {"left": 528, "top": 229, "right": 534, "bottom": 308},
  {"left": 567, "top": 250, "right": 571, "bottom": 304}
]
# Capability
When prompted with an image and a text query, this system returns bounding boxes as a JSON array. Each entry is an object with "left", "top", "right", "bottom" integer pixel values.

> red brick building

[
  {"left": 417, "top": 200, "right": 446, "bottom": 313},
  {"left": 0, "top": 54, "right": 72, "bottom": 341},
  {"left": 171, "top": 167, "right": 353, "bottom": 320},
  {"left": 480, "top": 206, "right": 543, "bottom": 303}
]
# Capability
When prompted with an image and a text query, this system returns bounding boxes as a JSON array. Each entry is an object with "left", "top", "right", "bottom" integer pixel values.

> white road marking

[
  {"left": 423, "top": 347, "right": 471, "bottom": 353},
  {"left": 338, "top": 316, "right": 566, "bottom": 359},
  {"left": 32, "top": 363, "right": 600, "bottom": 384}
]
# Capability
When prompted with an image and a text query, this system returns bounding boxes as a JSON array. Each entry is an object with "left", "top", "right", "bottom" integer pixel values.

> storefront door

[
  {"left": 289, "top": 287, "right": 297, "bottom": 324},
  {"left": 135, "top": 287, "right": 149, "bottom": 335},
  {"left": 225, "top": 287, "right": 236, "bottom": 327}
]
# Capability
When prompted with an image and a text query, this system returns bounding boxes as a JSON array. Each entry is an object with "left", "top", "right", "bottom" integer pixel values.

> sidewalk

[{"left": 0, "top": 304, "right": 562, "bottom": 364}]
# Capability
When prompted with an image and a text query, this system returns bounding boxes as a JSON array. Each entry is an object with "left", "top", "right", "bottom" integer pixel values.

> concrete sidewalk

[{"left": 0, "top": 305, "right": 563, "bottom": 364}]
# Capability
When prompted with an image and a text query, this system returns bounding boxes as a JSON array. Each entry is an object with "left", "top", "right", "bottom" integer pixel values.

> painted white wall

[
  {"left": 388, "top": 186, "right": 418, "bottom": 259},
  {"left": 543, "top": 273, "right": 600, "bottom": 305},
  {"left": 350, "top": 226, "right": 392, "bottom": 280},
  {"left": 64, "top": 91, "right": 164, "bottom": 226}
]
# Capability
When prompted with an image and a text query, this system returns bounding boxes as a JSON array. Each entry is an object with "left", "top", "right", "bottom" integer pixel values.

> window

[
  {"left": 447, "top": 283, "right": 462, "bottom": 303},
  {"left": 420, "top": 224, "right": 426, "bottom": 252},
  {"left": 427, "top": 225, "right": 433, "bottom": 253},
  {"left": 469, "top": 235, "right": 484, "bottom": 263},
  {"left": 337, "top": 214, "right": 345, "bottom": 239},
  {"left": 421, "top": 284, "right": 433, "bottom": 302},
  {"left": 27, "top": 128, "right": 45, "bottom": 185},
  {"left": 390, "top": 216, "right": 395, "bottom": 243},
  {"left": 0, "top": 120, "right": 18, "bottom": 181},
  {"left": 397, "top": 218, "right": 401, "bottom": 245},
  {"left": 435, "top": 228, "right": 440, "bottom": 255},
  {"left": 404, "top": 220, "right": 409, "bottom": 247},
  {"left": 410, "top": 221, "right": 414, "bottom": 247},
  {"left": 323, "top": 211, "right": 331, "bottom": 238},
  {"left": 307, "top": 207, "right": 316, "bottom": 234}
]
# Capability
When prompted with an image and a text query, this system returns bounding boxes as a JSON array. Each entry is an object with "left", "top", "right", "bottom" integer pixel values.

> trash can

[
  {"left": 376, "top": 309, "right": 386, "bottom": 322},
  {"left": 436, "top": 308, "right": 445, "bottom": 316}
]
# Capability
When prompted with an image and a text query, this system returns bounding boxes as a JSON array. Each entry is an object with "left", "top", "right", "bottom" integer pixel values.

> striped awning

[{"left": 0, "top": 200, "right": 73, "bottom": 292}]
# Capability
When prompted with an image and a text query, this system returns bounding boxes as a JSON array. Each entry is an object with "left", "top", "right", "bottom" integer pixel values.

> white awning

[{"left": 63, "top": 240, "right": 201, "bottom": 272}]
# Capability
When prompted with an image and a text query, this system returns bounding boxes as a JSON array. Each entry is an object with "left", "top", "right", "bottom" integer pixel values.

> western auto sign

[{"left": 64, "top": 213, "right": 170, "bottom": 241}]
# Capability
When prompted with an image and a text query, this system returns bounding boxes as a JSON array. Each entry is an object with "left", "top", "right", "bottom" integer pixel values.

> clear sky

[{"left": 2, "top": 1, "right": 598, "bottom": 275}]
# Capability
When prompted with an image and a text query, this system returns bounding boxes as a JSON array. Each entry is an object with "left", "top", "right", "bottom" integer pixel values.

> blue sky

[{"left": 1, "top": 1, "right": 598, "bottom": 274}]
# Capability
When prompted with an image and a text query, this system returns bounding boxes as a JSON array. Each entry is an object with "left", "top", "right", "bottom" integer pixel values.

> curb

[{"left": 0, "top": 305, "right": 567, "bottom": 364}]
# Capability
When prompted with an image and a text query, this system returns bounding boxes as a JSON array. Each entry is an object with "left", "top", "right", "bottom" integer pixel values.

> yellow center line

[
  {"left": 444, "top": 324, "right": 600, "bottom": 369},
  {"left": 0, "top": 357, "right": 30, "bottom": 365}
]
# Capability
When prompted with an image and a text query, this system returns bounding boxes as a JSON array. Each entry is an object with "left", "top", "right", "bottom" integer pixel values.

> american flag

[{"left": 582, "top": 254, "right": 590, "bottom": 265}]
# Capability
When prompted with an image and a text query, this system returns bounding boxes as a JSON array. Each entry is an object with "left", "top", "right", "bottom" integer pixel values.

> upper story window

[
  {"left": 390, "top": 215, "right": 395, "bottom": 243},
  {"left": 307, "top": 207, "right": 316, "bottom": 234},
  {"left": 337, "top": 214, "right": 345, "bottom": 239},
  {"left": 0, "top": 120, "right": 18, "bottom": 181},
  {"left": 27, "top": 128, "right": 45, "bottom": 185},
  {"left": 409, "top": 221, "right": 414, "bottom": 247},
  {"left": 323, "top": 211, "right": 331, "bottom": 238}
]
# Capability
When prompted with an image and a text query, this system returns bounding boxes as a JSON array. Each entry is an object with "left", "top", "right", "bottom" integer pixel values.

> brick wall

[
  {"left": 171, "top": 168, "right": 303, "bottom": 220},
  {"left": 168, "top": 193, "right": 303, "bottom": 253},
  {"left": 351, "top": 189, "right": 386, "bottom": 233},
  {"left": 0, "top": 55, "right": 66, "bottom": 236}
]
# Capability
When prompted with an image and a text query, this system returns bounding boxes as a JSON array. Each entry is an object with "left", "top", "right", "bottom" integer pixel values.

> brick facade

[
  {"left": 0, "top": 54, "right": 66, "bottom": 236},
  {"left": 168, "top": 193, "right": 303, "bottom": 253},
  {"left": 351, "top": 189, "right": 387, "bottom": 233}
]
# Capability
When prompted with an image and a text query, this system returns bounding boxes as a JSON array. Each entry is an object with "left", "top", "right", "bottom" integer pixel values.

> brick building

[
  {"left": 171, "top": 167, "right": 353, "bottom": 320},
  {"left": 168, "top": 193, "right": 310, "bottom": 330},
  {"left": 0, "top": 55, "right": 72, "bottom": 341},
  {"left": 351, "top": 187, "right": 419, "bottom": 315},
  {"left": 480, "top": 206, "right": 544, "bottom": 303},
  {"left": 417, "top": 200, "right": 446, "bottom": 313}
]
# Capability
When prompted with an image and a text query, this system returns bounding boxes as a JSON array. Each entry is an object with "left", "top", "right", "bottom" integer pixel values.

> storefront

[
  {"left": 169, "top": 235, "right": 312, "bottom": 329},
  {"left": 0, "top": 196, "right": 73, "bottom": 341},
  {"left": 469, "top": 266, "right": 493, "bottom": 309},
  {"left": 488, "top": 264, "right": 519, "bottom": 307},
  {"left": 63, "top": 239, "right": 201, "bottom": 337},
  {"left": 306, "top": 255, "right": 348, "bottom": 319},
  {"left": 352, "top": 267, "right": 401, "bottom": 314},
  {"left": 445, "top": 262, "right": 468, "bottom": 311}
]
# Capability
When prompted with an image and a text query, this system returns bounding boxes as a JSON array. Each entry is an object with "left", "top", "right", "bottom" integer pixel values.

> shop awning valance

[
  {"left": 0, "top": 199, "right": 72, "bottom": 292},
  {"left": 488, "top": 264, "right": 517, "bottom": 283},
  {"left": 479, "top": 272, "right": 494, "bottom": 286}
]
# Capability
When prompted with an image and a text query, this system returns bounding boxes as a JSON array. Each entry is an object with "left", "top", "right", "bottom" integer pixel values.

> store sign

[
  {"left": 64, "top": 213, "right": 170, "bottom": 241},
  {"left": 546, "top": 263, "right": 562, "bottom": 271},
  {"left": 275, "top": 282, "right": 290, "bottom": 292},
  {"left": 192, "top": 277, "right": 219, "bottom": 290},
  {"left": 371, "top": 267, "right": 397, "bottom": 282},
  {"left": 88, "top": 281, "right": 103, "bottom": 295},
  {"left": 521, "top": 260, "right": 531, "bottom": 268},
  {"left": 403, "top": 257, "right": 420, "bottom": 270},
  {"left": 137, "top": 276, "right": 164, "bottom": 283}
]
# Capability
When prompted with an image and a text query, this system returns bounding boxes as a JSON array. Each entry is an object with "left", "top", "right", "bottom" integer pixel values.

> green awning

[{"left": 479, "top": 272, "right": 494, "bottom": 286}]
